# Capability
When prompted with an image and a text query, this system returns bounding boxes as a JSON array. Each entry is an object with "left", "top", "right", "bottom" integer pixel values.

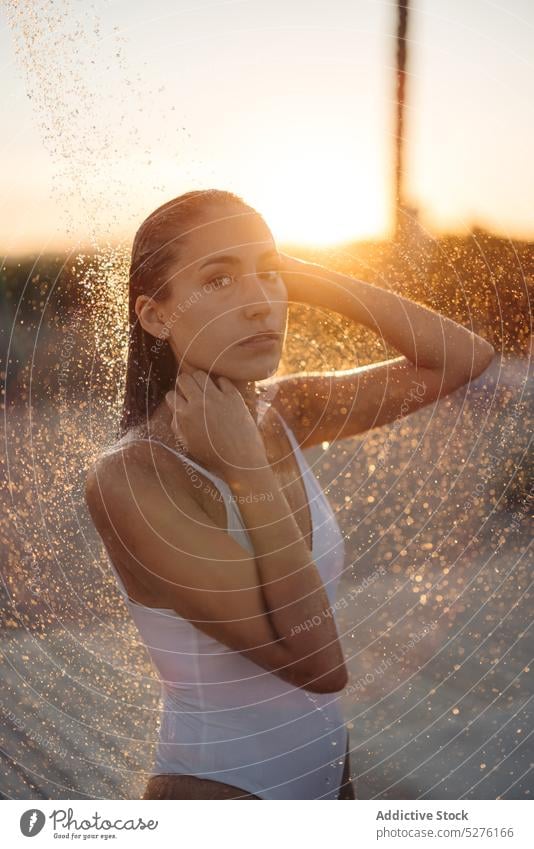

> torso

[
  {"left": 98, "top": 398, "right": 354, "bottom": 800},
  {"left": 104, "top": 398, "right": 313, "bottom": 609}
]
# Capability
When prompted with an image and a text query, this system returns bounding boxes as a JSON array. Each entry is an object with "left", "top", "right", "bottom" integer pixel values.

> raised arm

[{"left": 270, "top": 254, "right": 496, "bottom": 446}]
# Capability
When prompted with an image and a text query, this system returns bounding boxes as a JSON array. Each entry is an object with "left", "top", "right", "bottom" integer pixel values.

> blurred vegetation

[
  {"left": 283, "top": 229, "right": 533, "bottom": 371},
  {"left": 0, "top": 228, "right": 532, "bottom": 407}
]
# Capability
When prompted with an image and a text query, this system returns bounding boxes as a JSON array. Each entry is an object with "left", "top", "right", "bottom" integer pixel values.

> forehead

[{"left": 180, "top": 206, "right": 276, "bottom": 267}]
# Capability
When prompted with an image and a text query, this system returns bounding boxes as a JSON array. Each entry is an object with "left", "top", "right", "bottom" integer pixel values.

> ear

[{"left": 135, "top": 294, "right": 167, "bottom": 341}]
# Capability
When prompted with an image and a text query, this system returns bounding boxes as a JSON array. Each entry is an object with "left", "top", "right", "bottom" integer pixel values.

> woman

[{"left": 85, "top": 189, "right": 495, "bottom": 799}]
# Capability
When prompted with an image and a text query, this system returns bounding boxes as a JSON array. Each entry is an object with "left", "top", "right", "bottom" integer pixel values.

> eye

[{"left": 207, "top": 272, "right": 234, "bottom": 289}]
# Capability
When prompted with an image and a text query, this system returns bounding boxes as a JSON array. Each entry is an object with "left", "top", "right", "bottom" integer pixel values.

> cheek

[{"left": 169, "top": 306, "right": 229, "bottom": 354}]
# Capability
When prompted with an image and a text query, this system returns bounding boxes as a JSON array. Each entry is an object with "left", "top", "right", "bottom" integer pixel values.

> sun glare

[{"left": 253, "top": 155, "right": 387, "bottom": 247}]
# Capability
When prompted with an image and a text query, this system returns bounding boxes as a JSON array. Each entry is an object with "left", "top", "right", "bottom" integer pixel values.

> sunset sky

[{"left": 1, "top": 0, "right": 533, "bottom": 255}]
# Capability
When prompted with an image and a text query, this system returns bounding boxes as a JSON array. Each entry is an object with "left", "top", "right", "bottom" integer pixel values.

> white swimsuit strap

[
  {"left": 140, "top": 438, "right": 232, "bottom": 493},
  {"left": 270, "top": 406, "right": 316, "bottom": 492},
  {"left": 105, "top": 437, "right": 233, "bottom": 494}
]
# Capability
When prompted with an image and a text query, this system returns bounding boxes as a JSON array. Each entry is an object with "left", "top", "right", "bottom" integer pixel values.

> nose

[{"left": 241, "top": 273, "right": 274, "bottom": 319}]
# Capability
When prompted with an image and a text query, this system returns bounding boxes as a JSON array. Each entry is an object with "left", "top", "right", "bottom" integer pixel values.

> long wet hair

[{"left": 118, "top": 189, "right": 258, "bottom": 439}]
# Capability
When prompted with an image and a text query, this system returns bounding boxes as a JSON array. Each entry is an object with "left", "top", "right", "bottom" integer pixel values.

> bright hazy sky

[{"left": 1, "top": 0, "right": 533, "bottom": 254}]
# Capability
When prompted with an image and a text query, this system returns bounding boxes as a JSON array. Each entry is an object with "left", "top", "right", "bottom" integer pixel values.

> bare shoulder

[
  {"left": 84, "top": 417, "right": 192, "bottom": 521},
  {"left": 83, "top": 420, "right": 225, "bottom": 608},
  {"left": 84, "top": 403, "right": 227, "bottom": 533}
]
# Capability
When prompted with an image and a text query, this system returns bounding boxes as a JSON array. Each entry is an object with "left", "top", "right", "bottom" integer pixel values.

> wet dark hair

[{"left": 118, "top": 189, "right": 259, "bottom": 439}]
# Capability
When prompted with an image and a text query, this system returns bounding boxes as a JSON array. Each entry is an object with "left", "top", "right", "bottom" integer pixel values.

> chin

[
  {"left": 223, "top": 358, "right": 281, "bottom": 382},
  {"left": 208, "top": 344, "right": 281, "bottom": 379}
]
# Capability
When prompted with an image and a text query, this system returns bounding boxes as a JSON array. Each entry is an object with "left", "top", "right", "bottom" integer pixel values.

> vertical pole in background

[{"left": 395, "top": 0, "right": 410, "bottom": 241}]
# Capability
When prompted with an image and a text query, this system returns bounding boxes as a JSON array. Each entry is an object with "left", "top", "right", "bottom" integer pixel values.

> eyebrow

[{"left": 198, "top": 249, "right": 279, "bottom": 271}]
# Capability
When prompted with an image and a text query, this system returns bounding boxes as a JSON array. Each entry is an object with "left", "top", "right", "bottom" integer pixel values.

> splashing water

[{"left": 1, "top": 1, "right": 532, "bottom": 802}]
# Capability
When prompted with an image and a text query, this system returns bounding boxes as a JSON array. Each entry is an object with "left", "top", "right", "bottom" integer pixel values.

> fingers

[
  {"left": 216, "top": 375, "right": 239, "bottom": 395},
  {"left": 174, "top": 372, "right": 199, "bottom": 401},
  {"left": 173, "top": 371, "right": 204, "bottom": 401},
  {"left": 189, "top": 369, "right": 221, "bottom": 394},
  {"left": 167, "top": 369, "right": 238, "bottom": 407},
  {"left": 164, "top": 390, "right": 186, "bottom": 414},
  {"left": 167, "top": 369, "right": 221, "bottom": 402}
]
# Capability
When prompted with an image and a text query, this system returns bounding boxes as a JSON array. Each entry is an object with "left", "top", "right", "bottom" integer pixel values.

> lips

[{"left": 238, "top": 332, "right": 281, "bottom": 345}]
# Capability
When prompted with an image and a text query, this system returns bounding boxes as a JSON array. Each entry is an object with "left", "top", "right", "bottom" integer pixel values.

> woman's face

[{"left": 137, "top": 206, "right": 288, "bottom": 381}]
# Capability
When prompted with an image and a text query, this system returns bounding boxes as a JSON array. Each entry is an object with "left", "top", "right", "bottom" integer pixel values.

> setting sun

[{"left": 255, "top": 153, "right": 389, "bottom": 246}]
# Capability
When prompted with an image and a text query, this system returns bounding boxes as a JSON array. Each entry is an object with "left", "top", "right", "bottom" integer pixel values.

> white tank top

[{"left": 102, "top": 404, "right": 347, "bottom": 799}]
